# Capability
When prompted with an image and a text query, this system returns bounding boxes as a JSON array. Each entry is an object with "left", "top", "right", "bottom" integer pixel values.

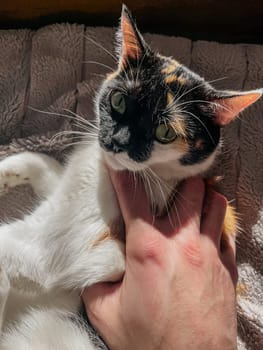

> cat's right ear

[{"left": 117, "top": 5, "right": 149, "bottom": 68}]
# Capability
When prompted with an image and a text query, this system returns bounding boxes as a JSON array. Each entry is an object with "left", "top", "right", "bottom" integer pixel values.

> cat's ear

[
  {"left": 212, "top": 89, "right": 263, "bottom": 126},
  {"left": 117, "top": 5, "right": 148, "bottom": 68}
]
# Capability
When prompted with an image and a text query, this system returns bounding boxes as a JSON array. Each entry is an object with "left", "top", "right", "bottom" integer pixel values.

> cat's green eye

[
  {"left": 110, "top": 91, "right": 126, "bottom": 114},
  {"left": 155, "top": 124, "right": 177, "bottom": 144}
]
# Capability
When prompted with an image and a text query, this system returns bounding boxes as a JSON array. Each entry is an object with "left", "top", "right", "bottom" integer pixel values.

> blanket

[{"left": 0, "top": 24, "right": 262, "bottom": 349}]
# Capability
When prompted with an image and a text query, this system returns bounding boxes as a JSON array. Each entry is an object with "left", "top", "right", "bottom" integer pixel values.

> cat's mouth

[{"left": 102, "top": 150, "right": 148, "bottom": 172}]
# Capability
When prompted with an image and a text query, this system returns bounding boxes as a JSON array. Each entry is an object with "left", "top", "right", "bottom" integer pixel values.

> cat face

[{"left": 97, "top": 5, "right": 261, "bottom": 176}]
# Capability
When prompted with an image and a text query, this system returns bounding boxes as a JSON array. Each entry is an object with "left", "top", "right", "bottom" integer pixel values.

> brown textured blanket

[{"left": 0, "top": 24, "right": 262, "bottom": 349}]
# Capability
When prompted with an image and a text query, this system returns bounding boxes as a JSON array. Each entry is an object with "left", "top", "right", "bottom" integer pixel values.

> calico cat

[{"left": 0, "top": 5, "right": 261, "bottom": 349}]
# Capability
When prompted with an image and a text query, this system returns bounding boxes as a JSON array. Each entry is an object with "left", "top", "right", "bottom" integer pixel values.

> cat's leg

[
  {"left": 45, "top": 238, "right": 126, "bottom": 290},
  {"left": 0, "top": 152, "right": 63, "bottom": 198},
  {"left": 0, "top": 213, "right": 125, "bottom": 292},
  {"left": 0, "top": 309, "right": 99, "bottom": 350},
  {"left": 86, "top": 239, "right": 126, "bottom": 285},
  {"left": 0, "top": 217, "right": 49, "bottom": 293},
  {"left": 0, "top": 267, "right": 10, "bottom": 333}
]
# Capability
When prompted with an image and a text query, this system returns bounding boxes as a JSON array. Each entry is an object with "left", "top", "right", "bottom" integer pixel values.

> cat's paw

[
  {"left": 0, "top": 152, "right": 62, "bottom": 198},
  {"left": 0, "top": 168, "right": 30, "bottom": 196},
  {"left": 91, "top": 239, "right": 125, "bottom": 285}
]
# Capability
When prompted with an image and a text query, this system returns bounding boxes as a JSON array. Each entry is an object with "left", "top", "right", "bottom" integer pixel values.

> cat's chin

[{"left": 102, "top": 151, "right": 147, "bottom": 172}]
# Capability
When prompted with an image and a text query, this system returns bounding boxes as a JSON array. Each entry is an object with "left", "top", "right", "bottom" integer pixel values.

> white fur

[
  {"left": 1, "top": 310, "right": 99, "bottom": 350},
  {"left": 0, "top": 138, "right": 218, "bottom": 348},
  {"left": 0, "top": 142, "right": 125, "bottom": 348}
]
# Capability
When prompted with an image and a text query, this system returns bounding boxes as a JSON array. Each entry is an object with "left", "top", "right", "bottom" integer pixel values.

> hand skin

[{"left": 83, "top": 173, "right": 238, "bottom": 350}]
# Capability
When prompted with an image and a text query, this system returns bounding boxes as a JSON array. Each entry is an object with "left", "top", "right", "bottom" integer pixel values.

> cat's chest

[{"left": 53, "top": 146, "right": 120, "bottom": 231}]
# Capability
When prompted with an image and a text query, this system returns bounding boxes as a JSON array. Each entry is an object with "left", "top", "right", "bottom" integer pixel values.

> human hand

[{"left": 83, "top": 173, "right": 238, "bottom": 350}]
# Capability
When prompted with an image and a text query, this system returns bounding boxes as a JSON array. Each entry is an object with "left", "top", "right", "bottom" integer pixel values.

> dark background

[{"left": 0, "top": 0, "right": 263, "bottom": 44}]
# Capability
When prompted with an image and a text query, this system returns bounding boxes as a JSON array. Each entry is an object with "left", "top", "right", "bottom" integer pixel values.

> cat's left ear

[
  {"left": 212, "top": 89, "right": 263, "bottom": 126},
  {"left": 117, "top": 5, "right": 149, "bottom": 68}
]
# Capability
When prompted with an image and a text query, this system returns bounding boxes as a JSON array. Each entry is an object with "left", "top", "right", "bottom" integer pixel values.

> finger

[
  {"left": 176, "top": 177, "right": 205, "bottom": 222},
  {"left": 109, "top": 169, "right": 152, "bottom": 224},
  {"left": 220, "top": 233, "right": 238, "bottom": 285},
  {"left": 82, "top": 282, "right": 121, "bottom": 333},
  {"left": 163, "top": 177, "right": 205, "bottom": 239},
  {"left": 201, "top": 189, "right": 227, "bottom": 248}
]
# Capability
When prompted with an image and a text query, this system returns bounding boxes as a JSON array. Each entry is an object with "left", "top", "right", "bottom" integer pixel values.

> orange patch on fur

[
  {"left": 165, "top": 74, "right": 186, "bottom": 85},
  {"left": 167, "top": 92, "right": 174, "bottom": 105},
  {"left": 91, "top": 217, "right": 125, "bottom": 248},
  {"left": 194, "top": 139, "right": 205, "bottom": 150},
  {"left": 173, "top": 137, "right": 189, "bottom": 153},
  {"left": 205, "top": 176, "right": 222, "bottom": 187},
  {"left": 236, "top": 283, "right": 248, "bottom": 297},
  {"left": 205, "top": 177, "right": 239, "bottom": 242},
  {"left": 222, "top": 204, "right": 238, "bottom": 239},
  {"left": 165, "top": 75, "right": 178, "bottom": 84},
  {"left": 161, "top": 59, "right": 179, "bottom": 75},
  {"left": 169, "top": 119, "right": 187, "bottom": 139}
]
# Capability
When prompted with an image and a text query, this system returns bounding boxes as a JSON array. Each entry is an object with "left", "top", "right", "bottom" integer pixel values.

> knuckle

[
  {"left": 130, "top": 232, "right": 164, "bottom": 266},
  {"left": 179, "top": 238, "right": 204, "bottom": 268}
]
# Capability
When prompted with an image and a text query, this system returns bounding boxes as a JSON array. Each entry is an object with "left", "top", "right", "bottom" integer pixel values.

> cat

[{"left": 0, "top": 5, "right": 261, "bottom": 349}]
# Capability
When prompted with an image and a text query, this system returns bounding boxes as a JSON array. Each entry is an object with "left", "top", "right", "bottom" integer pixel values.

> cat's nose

[{"left": 112, "top": 127, "right": 130, "bottom": 151}]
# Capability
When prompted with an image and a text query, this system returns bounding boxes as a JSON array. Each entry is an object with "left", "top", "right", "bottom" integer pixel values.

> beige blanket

[{"left": 0, "top": 24, "right": 262, "bottom": 349}]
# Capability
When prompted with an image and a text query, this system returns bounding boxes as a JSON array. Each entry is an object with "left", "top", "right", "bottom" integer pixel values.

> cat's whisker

[
  {"left": 49, "top": 130, "right": 97, "bottom": 148},
  {"left": 141, "top": 169, "right": 156, "bottom": 217},
  {"left": 71, "top": 121, "right": 98, "bottom": 134},
  {"left": 83, "top": 60, "right": 115, "bottom": 72},
  {"left": 147, "top": 169, "right": 180, "bottom": 228},
  {"left": 144, "top": 168, "right": 176, "bottom": 227},
  {"left": 83, "top": 60, "right": 130, "bottom": 86},
  {"left": 53, "top": 130, "right": 98, "bottom": 138},
  {"left": 174, "top": 99, "right": 230, "bottom": 114},
  {"left": 143, "top": 169, "right": 159, "bottom": 218},
  {"left": 135, "top": 50, "right": 147, "bottom": 87},
  {"left": 132, "top": 170, "right": 138, "bottom": 193},
  {"left": 166, "top": 191, "right": 181, "bottom": 228},
  {"left": 86, "top": 72, "right": 107, "bottom": 79},
  {"left": 58, "top": 140, "right": 97, "bottom": 150},
  {"left": 173, "top": 190, "right": 193, "bottom": 222},
  {"left": 207, "top": 76, "right": 228, "bottom": 85},
  {"left": 72, "top": 121, "right": 98, "bottom": 135},
  {"left": 152, "top": 95, "right": 163, "bottom": 122},
  {"left": 147, "top": 168, "right": 173, "bottom": 194},
  {"left": 83, "top": 35, "right": 117, "bottom": 62},
  {"left": 28, "top": 107, "right": 99, "bottom": 132},
  {"left": 175, "top": 108, "right": 216, "bottom": 145},
  {"left": 172, "top": 80, "right": 186, "bottom": 104},
  {"left": 51, "top": 128, "right": 98, "bottom": 138},
  {"left": 172, "top": 76, "right": 228, "bottom": 106},
  {"left": 63, "top": 109, "right": 99, "bottom": 130},
  {"left": 211, "top": 101, "right": 233, "bottom": 114}
]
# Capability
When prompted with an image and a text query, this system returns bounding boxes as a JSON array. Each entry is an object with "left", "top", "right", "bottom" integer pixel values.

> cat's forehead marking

[
  {"left": 165, "top": 74, "right": 186, "bottom": 85},
  {"left": 161, "top": 59, "right": 187, "bottom": 86},
  {"left": 161, "top": 58, "right": 180, "bottom": 75}
]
